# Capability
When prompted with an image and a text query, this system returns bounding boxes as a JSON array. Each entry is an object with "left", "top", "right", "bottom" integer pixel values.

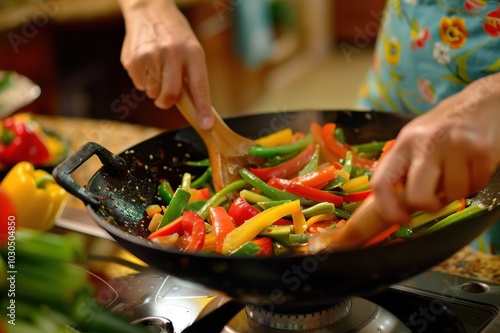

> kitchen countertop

[{"left": 36, "top": 114, "right": 500, "bottom": 285}]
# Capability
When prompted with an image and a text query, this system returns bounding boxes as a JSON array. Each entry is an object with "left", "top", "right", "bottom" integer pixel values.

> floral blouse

[{"left": 357, "top": 0, "right": 500, "bottom": 114}]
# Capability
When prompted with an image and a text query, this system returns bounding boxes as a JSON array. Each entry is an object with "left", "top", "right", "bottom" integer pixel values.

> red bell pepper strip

[
  {"left": 251, "top": 237, "right": 273, "bottom": 256},
  {"left": 209, "top": 206, "right": 235, "bottom": 253},
  {"left": 148, "top": 215, "right": 184, "bottom": 240},
  {"left": 292, "top": 165, "right": 338, "bottom": 188},
  {"left": 363, "top": 224, "right": 400, "bottom": 248},
  {"left": 228, "top": 196, "right": 290, "bottom": 227},
  {"left": 321, "top": 123, "right": 376, "bottom": 170},
  {"left": 249, "top": 143, "right": 316, "bottom": 181},
  {"left": 268, "top": 178, "right": 343, "bottom": 206},
  {"left": 0, "top": 115, "right": 50, "bottom": 167},
  {"left": 321, "top": 123, "right": 350, "bottom": 159},
  {"left": 310, "top": 122, "right": 338, "bottom": 164},
  {"left": 181, "top": 211, "right": 206, "bottom": 251},
  {"left": 342, "top": 189, "right": 373, "bottom": 202}
]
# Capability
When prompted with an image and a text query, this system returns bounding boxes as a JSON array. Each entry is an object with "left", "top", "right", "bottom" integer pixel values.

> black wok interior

[{"left": 60, "top": 110, "right": 500, "bottom": 311}]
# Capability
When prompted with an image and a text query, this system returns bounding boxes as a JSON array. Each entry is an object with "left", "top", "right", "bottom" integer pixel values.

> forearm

[{"left": 117, "top": 0, "right": 178, "bottom": 25}]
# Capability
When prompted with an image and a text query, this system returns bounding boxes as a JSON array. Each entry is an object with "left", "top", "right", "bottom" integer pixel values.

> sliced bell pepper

[
  {"left": 310, "top": 122, "right": 338, "bottom": 164},
  {"left": 228, "top": 196, "right": 290, "bottom": 227},
  {"left": 181, "top": 211, "right": 206, "bottom": 251},
  {"left": 342, "top": 189, "right": 373, "bottom": 202},
  {"left": 222, "top": 200, "right": 301, "bottom": 254},
  {"left": 321, "top": 123, "right": 376, "bottom": 170},
  {"left": 148, "top": 215, "right": 184, "bottom": 240},
  {"left": 254, "top": 128, "right": 293, "bottom": 147},
  {"left": 157, "top": 188, "right": 191, "bottom": 229},
  {"left": 0, "top": 162, "right": 67, "bottom": 231},
  {"left": 251, "top": 237, "right": 273, "bottom": 256},
  {"left": 209, "top": 206, "right": 235, "bottom": 253},
  {"left": 268, "top": 177, "right": 343, "bottom": 206},
  {"left": 249, "top": 143, "right": 316, "bottom": 181},
  {"left": 292, "top": 165, "right": 338, "bottom": 188},
  {"left": 248, "top": 133, "right": 313, "bottom": 158}
]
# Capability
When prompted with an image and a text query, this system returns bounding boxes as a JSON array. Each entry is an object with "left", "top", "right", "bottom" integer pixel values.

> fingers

[
  {"left": 370, "top": 143, "right": 411, "bottom": 224},
  {"left": 185, "top": 46, "right": 213, "bottom": 130}
]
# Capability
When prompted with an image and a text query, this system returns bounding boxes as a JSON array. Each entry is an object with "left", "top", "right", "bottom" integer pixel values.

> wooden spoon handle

[
  {"left": 308, "top": 195, "right": 398, "bottom": 253},
  {"left": 176, "top": 85, "right": 229, "bottom": 137}
]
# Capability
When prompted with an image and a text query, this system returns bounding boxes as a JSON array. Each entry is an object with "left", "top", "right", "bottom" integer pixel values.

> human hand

[
  {"left": 370, "top": 73, "right": 500, "bottom": 224},
  {"left": 118, "top": 0, "right": 214, "bottom": 129}
]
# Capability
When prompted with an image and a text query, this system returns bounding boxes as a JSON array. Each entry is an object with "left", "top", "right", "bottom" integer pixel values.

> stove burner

[
  {"left": 223, "top": 297, "right": 411, "bottom": 333},
  {"left": 132, "top": 316, "right": 174, "bottom": 333},
  {"left": 245, "top": 300, "right": 352, "bottom": 331}
]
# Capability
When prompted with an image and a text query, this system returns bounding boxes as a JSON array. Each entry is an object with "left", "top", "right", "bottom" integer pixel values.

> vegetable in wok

[{"left": 140, "top": 121, "right": 485, "bottom": 256}]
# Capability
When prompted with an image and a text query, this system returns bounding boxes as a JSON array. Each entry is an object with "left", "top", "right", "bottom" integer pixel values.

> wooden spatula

[
  {"left": 308, "top": 194, "right": 397, "bottom": 253},
  {"left": 175, "top": 86, "right": 261, "bottom": 192}
]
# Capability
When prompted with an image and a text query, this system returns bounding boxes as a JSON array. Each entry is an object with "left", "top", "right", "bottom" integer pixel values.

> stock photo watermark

[
  {"left": 7, "top": 0, "right": 73, "bottom": 54},
  {"left": 4, "top": 215, "right": 17, "bottom": 326}
]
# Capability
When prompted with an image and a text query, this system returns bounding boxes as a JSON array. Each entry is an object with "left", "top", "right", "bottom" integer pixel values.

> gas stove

[{"left": 56, "top": 208, "right": 500, "bottom": 333}]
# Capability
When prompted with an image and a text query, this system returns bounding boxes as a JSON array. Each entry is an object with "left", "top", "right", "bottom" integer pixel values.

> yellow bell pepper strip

[
  {"left": 228, "top": 196, "right": 291, "bottom": 227},
  {"left": 254, "top": 128, "right": 293, "bottom": 147},
  {"left": 342, "top": 175, "right": 370, "bottom": 192},
  {"left": 0, "top": 162, "right": 67, "bottom": 231},
  {"left": 249, "top": 133, "right": 313, "bottom": 158},
  {"left": 222, "top": 200, "right": 301, "bottom": 254},
  {"left": 410, "top": 198, "right": 465, "bottom": 229},
  {"left": 248, "top": 143, "right": 316, "bottom": 181}
]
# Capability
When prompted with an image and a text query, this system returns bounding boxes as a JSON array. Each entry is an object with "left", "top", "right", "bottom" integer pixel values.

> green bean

[
  {"left": 302, "top": 202, "right": 335, "bottom": 219},
  {"left": 334, "top": 127, "right": 346, "bottom": 145},
  {"left": 191, "top": 166, "right": 212, "bottom": 187},
  {"left": 424, "top": 204, "right": 486, "bottom": 234},
  {"left": 239, "top": 168, "right": 302, "bottom": 202},
  {"left": 158, "top": 180, "right": 174, "bottom": 204},
  {"left": 351, "top": 141, "right": 386, "bottom": 153},
  {"left": 196, "top": 179, "right": 250, "bottom": 220},
  {"left": 185, "top": 158, "right": 210, "bottom": 167}
]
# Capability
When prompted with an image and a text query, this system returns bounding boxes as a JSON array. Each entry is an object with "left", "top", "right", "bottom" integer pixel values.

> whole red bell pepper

[
  {"left": 0, "top": 114, "right": 50, "bottom": 167},
  {"left": 249, "top": 143, "right": 316, "bottom": 181},
  {"left": 268, "top": 177, "right": 344, "bottom": 206}
]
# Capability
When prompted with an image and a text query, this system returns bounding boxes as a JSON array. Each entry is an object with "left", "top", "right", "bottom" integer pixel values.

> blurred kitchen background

[{"left": 0, "top": 0, "right": 384, "bottom": 130}]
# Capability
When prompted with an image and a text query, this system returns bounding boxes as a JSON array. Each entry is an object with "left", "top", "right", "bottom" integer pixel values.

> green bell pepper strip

[
  {"left": 157, "top": 188, "right": 191, "bottom": 229},
  {"left": 334, "top": 127, "right": 346, "bottom": 145},
  {"left": 298, "top": 144, "right": 320, "bottom": 176},
  {"left": 239, "top": 168, "right": 304, "bottom": 202},
  {"left": 424, "top": 204, "right": 486, "bottom": 234},
  {"left": 190, "top": 166, "right": 212, "bottom": 187},
  {"left": 351, "top": 141, "right": 386, "bottom": 154},
  {"left": 248, "top": 133, "right": 313, "bottom": 158},
  {"left": 196, "top": 179, "right": 250, "bottom": 220},
  {"left": 341, "top": 150, "right": 353, "bottom": 175},
  {"left": 411, "top": 199, "right": 464, "bottom": 229},
  {"left": 185, "top": 158, "right": 210, "bottom": 167},
  {"left": 334, "top": 207, "right": 352, "bottom": 220},
  {"left": 229, "top": 241, "right": 262, "bottom": 256},
  {"left": 240, "top": 188, "right": 272, "bottom": 204},
  {"left": 302, "top": 202, "right": 335, "bottom": 219},
  {"left": 158, "top": 180, "right": 174, "bottom": 205}
]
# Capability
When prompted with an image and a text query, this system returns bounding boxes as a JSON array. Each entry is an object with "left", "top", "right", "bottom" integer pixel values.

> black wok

[{"left": 53, "top": 110, "right": 500, "bottom": 312}]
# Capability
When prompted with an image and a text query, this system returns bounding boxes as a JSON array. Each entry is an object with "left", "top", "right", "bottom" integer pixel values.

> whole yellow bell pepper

[{"left": 0, "top": 162, "right": 67, "bottom": 231}]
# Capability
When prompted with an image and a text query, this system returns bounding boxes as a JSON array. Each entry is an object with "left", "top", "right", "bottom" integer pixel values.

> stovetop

[{"left": 55, "top": 207, "right": 500, "bottom": 333}]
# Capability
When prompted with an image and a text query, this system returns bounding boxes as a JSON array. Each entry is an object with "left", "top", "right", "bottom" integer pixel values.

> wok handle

[{"left": 52, "top": 142, "right": 127, "bottom": 207}]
